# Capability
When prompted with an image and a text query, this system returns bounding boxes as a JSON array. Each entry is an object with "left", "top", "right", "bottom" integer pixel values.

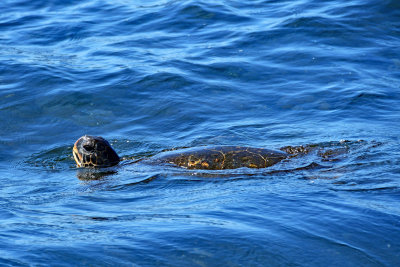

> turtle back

[{"left": 154, "top": 146, "right": 288, "bottom": 170}]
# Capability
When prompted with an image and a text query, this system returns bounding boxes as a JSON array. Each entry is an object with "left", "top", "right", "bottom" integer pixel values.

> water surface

[{"left": 1, "top": 0, "right": 400, "bottom": 266}]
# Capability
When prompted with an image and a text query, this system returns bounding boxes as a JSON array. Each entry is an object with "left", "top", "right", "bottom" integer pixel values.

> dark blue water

[{"left": 1, "top": 0, "right": 400, "bottom": 265}]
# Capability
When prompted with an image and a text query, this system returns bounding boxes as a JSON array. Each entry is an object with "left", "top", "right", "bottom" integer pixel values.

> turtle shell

[{"left": 154, "top": 146, "right": 288, "bottom": 170}]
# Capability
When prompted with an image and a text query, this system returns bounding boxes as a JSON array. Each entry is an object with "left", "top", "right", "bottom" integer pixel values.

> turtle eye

[{"left": 83, "top": 145, "right": 94, "bottom": 152}]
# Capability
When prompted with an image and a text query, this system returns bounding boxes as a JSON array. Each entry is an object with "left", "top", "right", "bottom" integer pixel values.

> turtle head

[{"left": 73, "top": 135, "right": 120, "bottom": 168}]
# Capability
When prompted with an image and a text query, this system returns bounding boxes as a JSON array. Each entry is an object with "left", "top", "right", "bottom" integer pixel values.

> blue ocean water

[{"left": 1, "top": 0, "right": 400, "bottom": 265}]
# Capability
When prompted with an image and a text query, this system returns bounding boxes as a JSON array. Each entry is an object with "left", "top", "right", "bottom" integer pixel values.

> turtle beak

[{"left": 73, "top": 142, "right": 83, "bottom": 167}]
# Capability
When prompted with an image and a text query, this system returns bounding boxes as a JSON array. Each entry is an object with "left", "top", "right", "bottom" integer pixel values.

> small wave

[{"left": 24, "top": 145, "right": 75, "bottom": 170}]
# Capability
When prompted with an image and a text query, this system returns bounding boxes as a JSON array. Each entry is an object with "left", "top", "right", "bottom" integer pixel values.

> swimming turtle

[{"left": 73, "top": 135, "right": 297, "bottom": 170}]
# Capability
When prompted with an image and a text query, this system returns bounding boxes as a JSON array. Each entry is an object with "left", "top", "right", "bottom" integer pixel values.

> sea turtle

[{"left": 73, "top": 135, "right": 294, "bottom": 170}]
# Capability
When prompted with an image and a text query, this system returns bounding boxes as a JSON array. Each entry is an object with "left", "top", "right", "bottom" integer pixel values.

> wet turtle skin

[
  {"left": 153, "top": 146, "right": 288, "bottom": 170},
  {"left": 73, "top": 135, "right": 120, "bottom": 168},
  {"left": 73, "top": 135, "right": 289, "bottom": 170}
]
